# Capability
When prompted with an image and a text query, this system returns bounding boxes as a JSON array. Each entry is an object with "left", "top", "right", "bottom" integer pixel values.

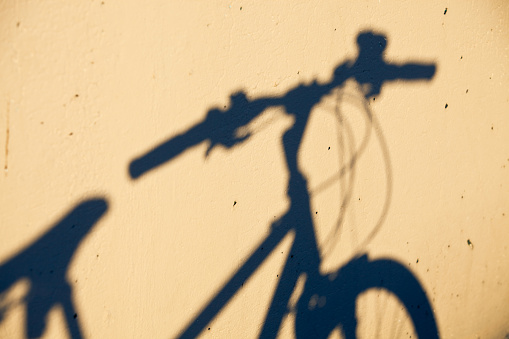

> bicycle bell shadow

[{"left": 128, "top": 30, "right": 438, "bottom": 338}]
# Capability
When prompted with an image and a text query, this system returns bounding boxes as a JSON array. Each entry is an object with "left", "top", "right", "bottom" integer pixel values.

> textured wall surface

[{"left": 1, "top": 1, "right": 508, "bottom": 338}]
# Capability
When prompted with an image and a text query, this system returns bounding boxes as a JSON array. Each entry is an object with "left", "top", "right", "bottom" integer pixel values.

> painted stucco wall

[{"left": 1, "top": 1, "right": 508, "bottom": 338}]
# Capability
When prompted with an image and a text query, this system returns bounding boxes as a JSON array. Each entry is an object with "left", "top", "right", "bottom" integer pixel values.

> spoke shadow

[
  {"left": 127, "top": 30, "right": 438, "bottom": 338},
  {"left": 0, "top": 198, "right": 108, "bottom": 339}
]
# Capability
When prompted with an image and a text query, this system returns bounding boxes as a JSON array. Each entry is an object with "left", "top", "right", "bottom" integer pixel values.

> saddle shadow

[{"left": 0, "top": 198, "right": 108, "bottom": 339}]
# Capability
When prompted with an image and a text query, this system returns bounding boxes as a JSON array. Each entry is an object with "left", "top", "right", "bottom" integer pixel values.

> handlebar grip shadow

[
  {"left": 128, "top": 123, "right": 208, "bottom": 180},
  {"left": 129, "top": 157, "right": 148, "bottom": 179}
]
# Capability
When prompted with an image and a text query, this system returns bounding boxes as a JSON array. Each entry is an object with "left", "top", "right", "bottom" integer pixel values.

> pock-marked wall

[{"left": 1, "top": 1, "right": 508, "bottom": 338}]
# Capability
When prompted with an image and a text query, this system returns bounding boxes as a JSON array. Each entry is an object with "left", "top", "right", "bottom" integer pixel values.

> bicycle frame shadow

[
  {"left": 129, "top": 30, "right": 438, "bottom": 338},
  {"left": 0, "top": 198, "right": 108, "bottom": 339}
]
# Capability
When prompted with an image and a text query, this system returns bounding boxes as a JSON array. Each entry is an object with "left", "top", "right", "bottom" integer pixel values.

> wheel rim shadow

[{"left": 295, "top": 254, "right": 439, "bottom": 339}]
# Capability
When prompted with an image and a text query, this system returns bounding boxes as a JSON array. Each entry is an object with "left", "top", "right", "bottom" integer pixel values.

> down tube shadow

[
  {"left": 0, "top": 198, "right": 108, "bottom": 339},
  {"left": 127, "top": 30, "right": 438, "bottom": 338}
]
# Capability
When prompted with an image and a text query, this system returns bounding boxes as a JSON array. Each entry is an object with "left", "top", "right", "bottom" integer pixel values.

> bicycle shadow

[
  {"left": 0, "top": 198, "right": 108, "bottom": 339},
  {"left": 128, "top": 30, "right": 438, "bottom": 338}
]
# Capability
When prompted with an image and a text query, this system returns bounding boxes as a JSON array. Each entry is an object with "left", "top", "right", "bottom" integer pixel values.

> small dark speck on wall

[
  {"left": 445, "top": 103, "right": 448, "bottom": 109},
  {"left": 467, "top": 239, "right": 473, "bottom": 248},
  {"left": 444, "top": 8, "right": 447, "bottom": 15},
  {"left": 233, "top": 201, "right": 237, "bottom": 206},
  {"left": 416, "top": 259, "right": 419, "bottom": 263}
]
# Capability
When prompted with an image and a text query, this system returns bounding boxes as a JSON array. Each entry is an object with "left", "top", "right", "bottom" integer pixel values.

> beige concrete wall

[{"left": 1, "top": 1, "right": 508, "bottom": 338}]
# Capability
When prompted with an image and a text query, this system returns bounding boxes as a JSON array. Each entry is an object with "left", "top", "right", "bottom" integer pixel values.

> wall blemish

[{"left": 4, "top": 101, "right": 9, "bottom": 175}]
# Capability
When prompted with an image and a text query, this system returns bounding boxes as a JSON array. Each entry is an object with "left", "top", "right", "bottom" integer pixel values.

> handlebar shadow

[{"left": 126, "top": 30, "right": 438, "bottom": 339}]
